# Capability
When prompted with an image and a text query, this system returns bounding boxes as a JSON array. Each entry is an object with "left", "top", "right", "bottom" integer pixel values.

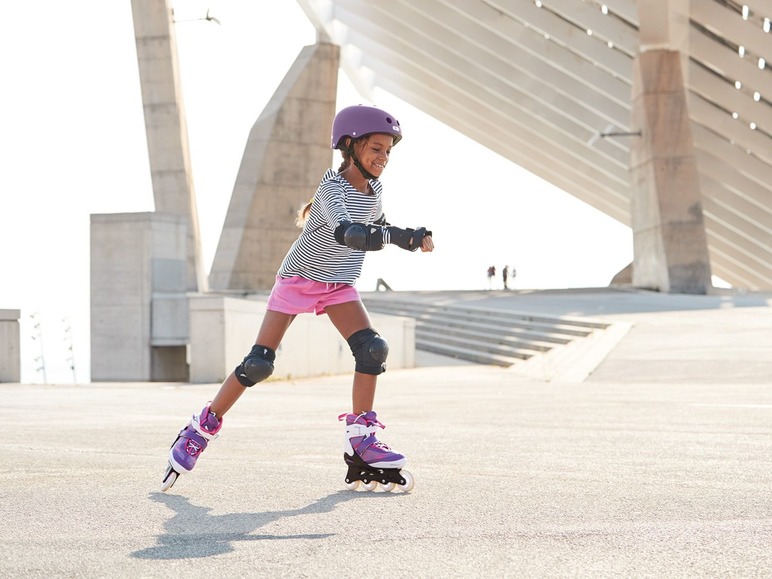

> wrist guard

[{"left": 386, "top": 226, "right": 432, "bottom": 252}]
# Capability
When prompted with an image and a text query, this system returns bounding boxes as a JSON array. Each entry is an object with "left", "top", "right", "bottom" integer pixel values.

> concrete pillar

[
  {"left": 0, "top": 310, "right": 21, "bottom": 382},
  {"left": 130, "top": 0, "right": 205, "bottom": 293},
  {"left": 630, "top": 1, "right": 712, "bottom": 294},
  {"left": 90, "top": 213, "right": 189, "bottom": 382},
  {"left": 209, "top": 43, "right": 340, "bottom": 291}
]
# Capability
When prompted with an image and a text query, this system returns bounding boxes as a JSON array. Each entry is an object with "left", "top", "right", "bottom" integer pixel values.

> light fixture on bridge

[{"left": 588, "top": 124, "right": 642, "bottom": 146}]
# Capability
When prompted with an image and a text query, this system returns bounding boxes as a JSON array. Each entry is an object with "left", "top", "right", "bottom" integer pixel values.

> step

[
  {"left": 415, "top": 341, "right": 517, "bottom": 367},
  {"left": 414, "top": 318, "right": 571, "bottom": 346},
  {"left": 415, "top": 324, "right": 552, "bottom": 354},
  {"left": 416, "top": 330, "right": 535, "bottom": 361},
  {"left": 364, "top": 298, "right": 609, "bottom": 330},
  {"left": 362, "top": 296, "right": 610, "bottom": 368},
  {"left": 365, "top": 300, "right": 594, "bottom": 339}
]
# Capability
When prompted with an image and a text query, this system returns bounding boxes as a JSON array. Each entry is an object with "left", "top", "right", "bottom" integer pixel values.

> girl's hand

[{"left": 421, "top": 234, "right": 434, "bottom": 252}]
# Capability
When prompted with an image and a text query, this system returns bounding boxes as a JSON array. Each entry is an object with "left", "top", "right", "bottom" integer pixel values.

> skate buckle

[{"left": 348, "top": 422, "right": 380, "bottom": 437}]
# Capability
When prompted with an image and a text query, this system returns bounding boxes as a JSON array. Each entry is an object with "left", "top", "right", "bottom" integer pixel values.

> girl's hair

[
  {"left": 296, "top": 200, "right": 313, "bottom": 227},
  {"left": 295, "top": 143, "right": 357, "bottom": 227}
]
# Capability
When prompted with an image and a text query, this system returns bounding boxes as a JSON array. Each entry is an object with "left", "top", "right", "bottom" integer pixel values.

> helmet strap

[
  {"left": 352, "top": 156, "right": 378, "bottom": 181},
  {"left": 346, "top": 144, "right": 378, "bottom": 181}
]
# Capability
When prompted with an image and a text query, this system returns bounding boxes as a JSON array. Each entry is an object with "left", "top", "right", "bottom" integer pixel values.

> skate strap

[
  {"left": 179, "top": 428, "right": 209, "bottom": 448},
  {"left": 190, "top": 413, "right": 221, "bottom": 441},
  {"left": 338, "top": 412, "right": 386, "bottom": 430},
  {"left": 361, "top": 434, "right": 393, "bottom": 453}
]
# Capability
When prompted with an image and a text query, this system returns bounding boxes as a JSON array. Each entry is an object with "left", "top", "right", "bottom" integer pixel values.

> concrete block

[
  {"left": 188, "top": 295, "right": 415, "bottom": 384},
  {"left": 91, "top": 212, "right": 189, "bottom": 381},
  {"left": 151, "top": 294, "right": 188, "bottom": 345},
  {"left": 152, "top": 258, "right": 186, "bottom": 292},
  {"left": 0, "top": 309, "right": 21, "bottom": 382},
  {"left": 189, "top": 295, "right": 265, "bottom": 383}
]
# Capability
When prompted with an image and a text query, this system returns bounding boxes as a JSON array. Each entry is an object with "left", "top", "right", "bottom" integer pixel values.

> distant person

[
  {"left": 161, "top": 105, "right": 433, "bottom": 494},
  {"left": 487, "top": 265, "right": 496, "bottom": 289},
  {"left": 502, "top": 265, "right": 509, "bottom": 289}
]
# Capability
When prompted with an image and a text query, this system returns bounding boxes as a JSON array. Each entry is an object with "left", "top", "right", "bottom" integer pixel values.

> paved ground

[{"left": 1, "top": 289, "right": 771, "bottom": 577}]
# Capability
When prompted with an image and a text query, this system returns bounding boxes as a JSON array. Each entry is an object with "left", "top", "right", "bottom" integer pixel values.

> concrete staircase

[{"left": 362, "top": 295, "right": 611, "bottom": 368}]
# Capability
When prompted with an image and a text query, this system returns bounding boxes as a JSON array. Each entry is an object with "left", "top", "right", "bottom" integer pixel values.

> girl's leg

[
  {"left": 209, "top": 310, "right": 295, "bottom": 417},
  {"left": 326, "top": 300, "right": 410, "bottom": 487},
  {"left": 324, "top": 300, "right": 377, "bottom": 413}
]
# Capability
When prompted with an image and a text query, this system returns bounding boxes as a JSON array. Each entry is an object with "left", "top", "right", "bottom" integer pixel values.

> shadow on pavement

[{"left": 132, "top": 490, "right": 389, "bottom": 559}]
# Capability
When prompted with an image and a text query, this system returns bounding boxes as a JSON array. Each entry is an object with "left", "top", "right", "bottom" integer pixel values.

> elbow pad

[
  {"left": 386, "top": 226, "right": 432, "bottom": 251},
  {"left": 334, "top": 221, "right": 385, "bottom": 251}
]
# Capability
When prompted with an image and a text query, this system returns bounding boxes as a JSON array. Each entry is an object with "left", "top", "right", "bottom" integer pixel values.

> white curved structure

[{"left": 298, "top": 0, "right": 772, "bottom": 291}]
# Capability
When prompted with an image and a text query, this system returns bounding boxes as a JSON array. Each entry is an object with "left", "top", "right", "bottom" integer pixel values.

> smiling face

[{"left": 354, "top": 133, "right": 395, "bottom": 179}]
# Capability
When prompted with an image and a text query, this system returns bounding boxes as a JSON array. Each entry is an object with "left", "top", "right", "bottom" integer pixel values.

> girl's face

[{"left": 356, "top": 134, "right": 394, "bottom": 178}]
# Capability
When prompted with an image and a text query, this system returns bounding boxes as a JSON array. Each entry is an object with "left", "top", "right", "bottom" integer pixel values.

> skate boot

[
  {"left": 161, "top": 404, "right": 222, "bottom": 492},
  {"left": 339, "top": 411, "right": 414, "bottom": 492}
]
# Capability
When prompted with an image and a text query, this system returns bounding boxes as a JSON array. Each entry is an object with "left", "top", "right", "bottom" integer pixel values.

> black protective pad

[
  {"left": 347, "top": 328, "right": 389, "bottom": 375},
  {"left": 235, "top": 344, "right": 276, "bottom": 387}
]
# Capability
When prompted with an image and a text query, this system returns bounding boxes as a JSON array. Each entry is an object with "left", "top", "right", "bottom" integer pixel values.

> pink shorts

[{"left": 266, "top": 275, "right": 361, "bottom": 316}]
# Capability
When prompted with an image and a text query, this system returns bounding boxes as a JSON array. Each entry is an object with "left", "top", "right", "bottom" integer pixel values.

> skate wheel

[
  {"left": 397, "top": 469, "right": 415, "bottom": 493},
  {"left": 362, "top": 480, "right": 379, "bottom": 492},
  {"left": 381, "top": 482, "right": 396, "bottom": 492},
  {"left": 160, "top": 465, "right": 178, "bottom": 493},
  {"left": 345, "top": 479, "right": 360, "bottom": 491}
]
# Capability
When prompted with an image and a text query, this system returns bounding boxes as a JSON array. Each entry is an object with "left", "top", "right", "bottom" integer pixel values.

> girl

[{"left": 162, "top": 104, "right": 434, "bottom": 492}]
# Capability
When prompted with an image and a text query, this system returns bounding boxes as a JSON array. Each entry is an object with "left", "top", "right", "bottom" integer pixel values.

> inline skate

[
  {"left": 339, "top": 411, "right": 414, "bottom": 492},
  {"left": 161, "top": 404, "right": 222, "bottom": 492}
]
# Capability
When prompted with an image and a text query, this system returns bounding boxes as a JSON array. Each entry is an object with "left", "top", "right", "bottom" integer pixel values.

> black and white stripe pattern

[{"left": 277, "top": 169, "right": 383, "bottom": 285}]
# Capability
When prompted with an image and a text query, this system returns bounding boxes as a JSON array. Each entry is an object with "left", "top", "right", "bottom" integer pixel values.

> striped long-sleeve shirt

[{"left": 277, "top": 169, "right": 383, "bottom": 285}]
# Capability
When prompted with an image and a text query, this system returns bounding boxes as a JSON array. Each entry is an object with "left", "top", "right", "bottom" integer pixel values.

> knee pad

[
  {"left": 347, "top": 328, "right": 389, "bottom": 375},
  {"left": 235, "top": 344, "right": 276, "bottom": 387}
]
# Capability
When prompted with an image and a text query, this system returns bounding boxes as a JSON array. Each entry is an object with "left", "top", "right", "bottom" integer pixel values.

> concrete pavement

[{"left": 1, "top": 289, "right": 772, "bottom": 577}]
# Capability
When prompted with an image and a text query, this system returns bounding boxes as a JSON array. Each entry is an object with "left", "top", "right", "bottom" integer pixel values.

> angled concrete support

[
  {"left": 90, "top": 0, "right": 202, "bottom": 383},
  {"left": 630, "top": 50, "right": 712, "bottom": 294},
  {"left": 630, "top": 1, "right": 711, "bottom": 294},
  {"left": 130, "top": 0, "right": 205, "bottom": 293},
  {"left": 209, "top": 43, "right": 340, "bottom": 291}
]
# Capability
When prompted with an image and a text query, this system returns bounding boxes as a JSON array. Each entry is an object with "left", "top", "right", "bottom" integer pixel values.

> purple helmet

[{"left": 331, "top": 104, "right": 402, "bottom": 149}]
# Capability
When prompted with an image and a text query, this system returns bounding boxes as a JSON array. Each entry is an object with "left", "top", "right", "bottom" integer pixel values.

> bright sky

[{"left": 0, "top": 1, "right": 633, "bottom": 383}]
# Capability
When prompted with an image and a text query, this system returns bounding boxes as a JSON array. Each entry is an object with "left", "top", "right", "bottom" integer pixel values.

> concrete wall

[
  {"left": 189, "top": 294, "right": 415, "bottom": 383},
  {"left": 91, "top": 212, "right": 189, "bottom": 382},
  {"left": 0, "top": 309, "right": 21, "bottom": 382}
]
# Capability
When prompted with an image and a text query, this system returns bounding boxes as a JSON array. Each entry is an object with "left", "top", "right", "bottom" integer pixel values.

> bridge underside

[{"left": 297, "top": 0, "right": 772, "bottom": 290}]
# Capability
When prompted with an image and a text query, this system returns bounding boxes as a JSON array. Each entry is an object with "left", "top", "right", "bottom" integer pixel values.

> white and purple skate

[
  {"left": 161, "top": 404, "right": 222, "bottom": 492},
  {"left": 339, "top": 411, "right": 414, "bottom": 492}
]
